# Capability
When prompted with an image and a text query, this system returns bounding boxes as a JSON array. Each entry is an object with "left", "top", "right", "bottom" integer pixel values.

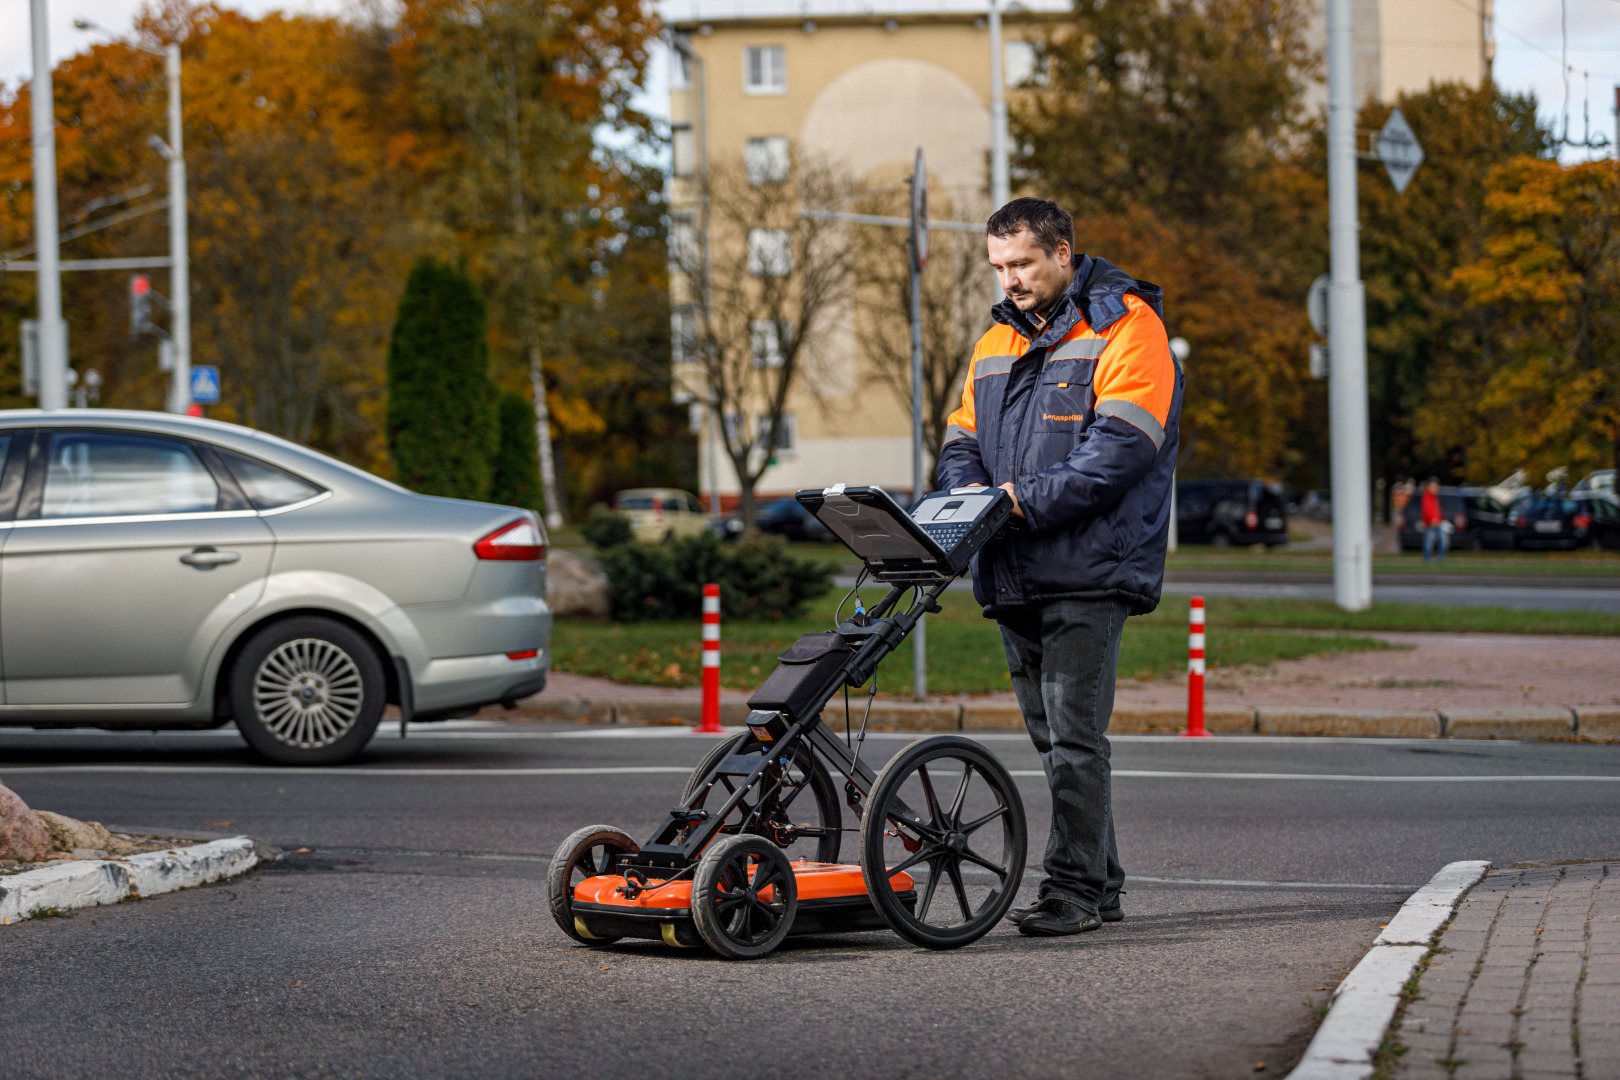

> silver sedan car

[{"left": 0, "top": 410, "right": 551, "bottom": 764}]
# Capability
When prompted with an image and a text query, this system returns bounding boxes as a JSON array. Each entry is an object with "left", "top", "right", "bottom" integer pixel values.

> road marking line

[{"left": 1020, "top": 770, "right": 1620, "bottom": 782}]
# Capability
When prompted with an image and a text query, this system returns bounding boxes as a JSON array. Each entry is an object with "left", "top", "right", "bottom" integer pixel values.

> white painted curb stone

[
  {"left": 1286, "top": 859, "right": 1490, "bottom": 1080},
  {"left": 0, "top": 837, "right": 259, "bottom": 923}
]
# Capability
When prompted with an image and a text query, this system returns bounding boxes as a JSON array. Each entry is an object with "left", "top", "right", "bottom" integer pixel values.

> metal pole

[
  {"left": 910, "top": 246, "right": 927, "bottom": 701},
  {"left": 988, "top": 0, "right": 1009, "bottom": 208},
  {"left": 1326, "top": 0, "right": 1373, "bottom": 610},
  {"left": 29, "top": 0, "right": 66, "bottom": 411},
  {"left": 165, "top": 42, "right": 191, "bottom": 414}
]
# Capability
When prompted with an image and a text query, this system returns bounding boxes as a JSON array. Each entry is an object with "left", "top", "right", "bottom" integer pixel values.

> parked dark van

[
  {"left": 1176, "top": 479, "right": 1289, "bottom": 547},
  {"left": 1514, "top": 493, "right": 1620, "bottom": 550}
]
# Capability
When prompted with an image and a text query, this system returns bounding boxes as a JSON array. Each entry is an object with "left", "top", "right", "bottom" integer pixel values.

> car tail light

[
  {"left": 475, "top": 520, "right": 545, "bottom": 561},
  {"left": 1514, "top": 515, "right": 1527, "bottom": 528},
  {"left": 1245, "top": 511, "right": 1259, "bottom": 530},
  {"left": 506, "top": 648, "right": 539, "bottom": 660},
  {"left": 1453, "top": 513, "right": 1468, "bottom": 529},
  {"left": 1574, "top": 514, "right": 1591, "bottom": 531}
]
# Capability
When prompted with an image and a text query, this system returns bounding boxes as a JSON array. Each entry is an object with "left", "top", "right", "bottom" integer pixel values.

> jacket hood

[{"left": 991, "top": 254, "right": 1165, "bottom": 348}]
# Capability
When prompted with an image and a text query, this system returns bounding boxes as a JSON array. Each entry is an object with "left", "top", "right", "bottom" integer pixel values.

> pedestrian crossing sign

[{"left": 190, "top": 365, "right": 221, "bottom": 404}]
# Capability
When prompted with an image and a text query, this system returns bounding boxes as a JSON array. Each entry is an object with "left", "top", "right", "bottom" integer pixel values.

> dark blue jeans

[{"left": 998, "top": 598, "right": 1128, "bottom": 916}]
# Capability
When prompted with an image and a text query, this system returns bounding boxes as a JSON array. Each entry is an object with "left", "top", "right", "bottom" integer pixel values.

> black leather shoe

[
  {"left": 1010, "top": 893, "right": 1124, "bottom": 925},
  {"left": 1018, "top": 898, "right": 1103, "bottom": 937}
]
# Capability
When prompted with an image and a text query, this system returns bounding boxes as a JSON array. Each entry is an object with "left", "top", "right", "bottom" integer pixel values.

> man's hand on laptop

[{"left": 997, "top": 482, "right": 1025, "bottom": 518}]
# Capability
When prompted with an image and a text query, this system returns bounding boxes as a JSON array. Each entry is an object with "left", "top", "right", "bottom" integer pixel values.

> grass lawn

[
  {"left": 1164, "top": 547, "right": 1620, "bottom": 576},
  {"left": 552, "top": 590, "right": 1405, "bottom": 698}
]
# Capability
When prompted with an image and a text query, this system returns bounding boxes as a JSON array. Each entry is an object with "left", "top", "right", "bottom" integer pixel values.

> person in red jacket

[{"left": 1421, "top": 477, "right": 1448, "bottom": 563}]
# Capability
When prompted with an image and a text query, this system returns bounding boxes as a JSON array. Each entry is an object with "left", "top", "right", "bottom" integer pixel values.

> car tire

[
  {"left": 1210, "top": 530, "right": 1232, "bottom": 548},
  {"left": 229, "top": 616, "right": 387, "bottom": 766}
]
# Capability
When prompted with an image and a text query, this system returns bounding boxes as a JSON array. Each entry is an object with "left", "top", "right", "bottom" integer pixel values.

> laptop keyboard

[{"left": 919, "top": 521, "right": 972, "bottom": 552}]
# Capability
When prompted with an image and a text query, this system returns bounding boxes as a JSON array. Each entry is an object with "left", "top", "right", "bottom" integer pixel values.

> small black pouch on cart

[{"left": 746, "top": 632, "right": 853, "bottom": 722}]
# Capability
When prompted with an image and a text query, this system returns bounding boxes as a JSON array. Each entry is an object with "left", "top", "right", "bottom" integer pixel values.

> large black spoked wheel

[
  {"left": 548, "top": 825, "right": 639, "bottom": 945},
  {"left": 860, "top": 736, "right": 1027, "bottom": 950},
  {"left": 683, "top": 733, "right": 841, "bottom": 863},
  {"left": 691, "top": 834, "right": 798, "bottom": 960},
  {"left": 229, "top": 616, "right": 387, "bottom": 766}
]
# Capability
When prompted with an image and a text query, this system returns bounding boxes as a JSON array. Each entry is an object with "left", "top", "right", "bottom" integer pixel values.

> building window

[
  {"left": 744, "top": 45, "right": 786, "bottom": 94},
  {"left": 1004, "top": 40, "right": 1045, "bottom": 87},
  {"left": 750, "top": 319, "right": 787, "bottom": 368},
  {"left": 746, "top": 228, "right": 792, "bottom": 277},
  {"left": 745, "top": 136, "right": 791, "bottom": 184},
  {"left": 670, "top": 47, "right": 693, "bottom": 91},
  {"left": 672, "top": 123, "right": 697, "bottom": 178},
  {"left": 758, "top": 413, "right": 797, "bottom": 458},
  {"left": 670, "top": 217, "right": 700, "bottom": 270}
]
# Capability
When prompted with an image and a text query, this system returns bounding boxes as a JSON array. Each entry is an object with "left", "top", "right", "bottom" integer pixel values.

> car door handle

[{"left": 180, "top": 547, "right": 241, "bottom": 569}]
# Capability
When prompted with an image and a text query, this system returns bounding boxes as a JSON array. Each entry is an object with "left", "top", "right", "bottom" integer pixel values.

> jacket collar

[{"left": 990, "top": 254, "right": 1164, "bottom": 350}]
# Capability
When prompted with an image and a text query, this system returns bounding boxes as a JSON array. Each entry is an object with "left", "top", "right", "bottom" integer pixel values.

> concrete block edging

[
  {"left": 1285, "top": 859, "right": 1490, "bottom": 1080},
  {"left": 0, "top": 837, "right": 260, "bottom": 924}
]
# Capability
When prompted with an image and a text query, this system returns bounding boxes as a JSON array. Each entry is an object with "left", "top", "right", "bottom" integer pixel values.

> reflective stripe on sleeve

[
  {"left": 973, "top": 354, "right": 1017, "bottom": 379},
  {"left": 1050, "top": 337, "right": 1108, "bottom": 362},
  {"left": 943, "top": 423, "right": 974, "bottom": 445},
  {"left": 1095, "top": 399, "right": 1166, "bottom": 449}
]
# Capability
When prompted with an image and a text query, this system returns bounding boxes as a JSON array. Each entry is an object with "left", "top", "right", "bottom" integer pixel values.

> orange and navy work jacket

[{"left": 935, "top": 254, "right": 1183, "bottom": 615}]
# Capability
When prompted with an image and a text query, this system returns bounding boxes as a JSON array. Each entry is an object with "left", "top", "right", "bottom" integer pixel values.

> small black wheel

[
  {"left": 682, "top": 733, "right": 841, "bottom": 863},
  {"left": 229, "top": 616, "right": 387, "bottom": 765},
  {"left": 548, "top": 825, "right": 639, "bottom": 945},
  {"left": 860, "top": 736, "right": 1027, "bottom": 950},
  {"left": 691, "top": 834, "right": 797, "bottom": 960}
]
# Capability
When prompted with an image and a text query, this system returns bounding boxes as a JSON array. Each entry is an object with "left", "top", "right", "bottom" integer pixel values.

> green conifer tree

[
  {"left": 489, "top": 389, "right": 542, "bottom": 510},
  {"left": 386, "top": 257, "right": 497, "bottom": 500}
]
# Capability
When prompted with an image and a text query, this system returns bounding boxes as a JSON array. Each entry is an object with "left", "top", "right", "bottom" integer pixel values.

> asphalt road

[{"left": 4, "top": 723, "right": 1619, "bottom": 1080}]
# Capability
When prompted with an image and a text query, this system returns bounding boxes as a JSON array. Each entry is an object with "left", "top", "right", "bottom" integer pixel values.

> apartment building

[{"left": 664, "top": 0, "right": 1489, "bottom": 507}]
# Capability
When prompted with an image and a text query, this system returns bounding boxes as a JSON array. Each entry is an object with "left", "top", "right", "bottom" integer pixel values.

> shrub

[
  {"left": 591, "top": 529, "right": 831, "bottom": 622},
  {"left": 489, "top": 390, "right": 541, "bottom": 510},
  {"left": 581, "top": 503, "right": 634, "bottom": 549},
  {"left": 385, "top": 257, "right": 497, "bottom": 501}
]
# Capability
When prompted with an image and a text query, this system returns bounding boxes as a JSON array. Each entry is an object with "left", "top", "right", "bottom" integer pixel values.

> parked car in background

[
  {"left": 1176, "top": 479, "right": 1289, "bottom": 547},
  {"left": 1398, "top": 487, "right": 1517, "bottom": 551},
  {"left": 612, "top": 488, "right": 710, "bottom": 543},
  {"left": 0, "top": 411, "right": 549, "bottom": 766},
  {"left": 1513, "top": 494, "right": 1610, "bottom": 550},
  {"left": 1574, "top": 470, "right": 1615, "bottom": 496},
  {"left": 1579, "top": 492, "right": 1620, "bottom": 550},
  {"left": 716, "top": 497, "right": 834, "bottom": 543}
]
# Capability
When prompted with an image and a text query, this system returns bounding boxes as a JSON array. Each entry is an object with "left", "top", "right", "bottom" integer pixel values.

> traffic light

[{"left": 129, "top": 274, "right": 153, "bottom": 337}]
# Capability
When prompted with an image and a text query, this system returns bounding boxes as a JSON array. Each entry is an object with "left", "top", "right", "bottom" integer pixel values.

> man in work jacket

[{"left": 936, "top": 198, "right": 1183, "bottom": 937}]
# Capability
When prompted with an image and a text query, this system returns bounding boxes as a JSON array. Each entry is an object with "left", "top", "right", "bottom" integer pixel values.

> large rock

[
  {"left": 547, "top": 549, "right": 611, "bottom": 620},
  {"left": 33, "top": 810, "right": 144, "bottom": 856},
  {"left": 0, "top": 781, "right": 50, "bottom": 862}
]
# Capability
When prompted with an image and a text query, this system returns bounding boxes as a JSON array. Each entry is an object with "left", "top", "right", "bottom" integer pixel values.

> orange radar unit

[{"left": 549, "top": 486, "right": 1027, "bottom": 960}]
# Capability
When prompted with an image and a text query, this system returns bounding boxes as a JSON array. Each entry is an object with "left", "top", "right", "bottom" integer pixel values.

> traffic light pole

[
  {"left": 1326, "top": 0, "right": 1373, "bottom": 610},
  {"left": 29, "top": 0, "right": 67, "bottom": 411},
  {"left": 164, "top": 42, "right": 191, "bottom": 414}
]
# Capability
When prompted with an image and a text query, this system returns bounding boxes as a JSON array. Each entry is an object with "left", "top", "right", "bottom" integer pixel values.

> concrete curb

[
  {"left": 508, "top": 697, "right": 1619, "bottom": 741},
  {"left": 0, "top": 837, "right": 260, "bottom": 924},
  {"left": 1286, "top": 859, "right": 1490, "bottom": 1080}
]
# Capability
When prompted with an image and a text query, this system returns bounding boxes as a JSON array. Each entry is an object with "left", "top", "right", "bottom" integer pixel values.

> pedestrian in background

[
  {"left": 1391, "top": 476, "right": 1413, "bottom": 525},
  {"left": 1421, "top": 477, "right": 1448, "bottom": 563}
]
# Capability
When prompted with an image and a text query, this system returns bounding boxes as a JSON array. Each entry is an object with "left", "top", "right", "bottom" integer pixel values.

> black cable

[{"left": 834, "top": 566, "right": 869, "bottom": 626}]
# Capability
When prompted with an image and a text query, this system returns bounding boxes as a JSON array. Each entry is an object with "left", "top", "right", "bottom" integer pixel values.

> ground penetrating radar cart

[{"left": 547, "top": 485, "right": 1028, "bottom": 959}]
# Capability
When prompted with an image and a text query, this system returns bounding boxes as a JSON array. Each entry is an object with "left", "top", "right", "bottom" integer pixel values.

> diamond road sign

[{"left": 1376, "top": 107, "right": 1424, "bottom": 194}]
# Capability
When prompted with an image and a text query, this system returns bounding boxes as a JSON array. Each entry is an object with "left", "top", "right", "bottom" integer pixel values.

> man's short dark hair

[{"left": 987, "top": 198, "right": 1074, "bottom": 256}]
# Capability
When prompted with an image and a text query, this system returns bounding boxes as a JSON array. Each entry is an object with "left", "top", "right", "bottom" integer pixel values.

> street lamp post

[
  {"left": 30, "top": 0, "right": 67, "bottom": 411},
  {"left": 77, "top": 20, "right": 191, "bottom": 414},
  {"left": 1325, "top": 0, "right": 1374, "bottom": 610},
  {"left": 988, "top": 0, "right": 1010, "bottom": 210}
]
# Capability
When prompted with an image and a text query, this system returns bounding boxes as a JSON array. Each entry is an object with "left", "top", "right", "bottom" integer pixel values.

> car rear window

[
  {"left": 217, "top": 449, "right": 324, "bottom": 510},
  {"left": 1528, "top": 498, "right": 1581, "bottom": 517},
  {"left": 617, "top": 496, "right": 654, "bottom": 510}
]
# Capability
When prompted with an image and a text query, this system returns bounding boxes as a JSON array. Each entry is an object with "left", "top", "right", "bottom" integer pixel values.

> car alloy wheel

[
  {"left": 230, "top": 615, "right": 386, "bottom": 765},
  {"left": 252, "top": 638, "right": 365, "bottom": 749}
]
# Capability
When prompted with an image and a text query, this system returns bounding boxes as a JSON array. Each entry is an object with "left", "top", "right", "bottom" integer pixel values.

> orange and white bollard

[
  {"left": 1183, "top": 595, "right": 1211, "bottom": 738},
  {"left": 697, "top": 583, "right": 722, "bottom": 733}
]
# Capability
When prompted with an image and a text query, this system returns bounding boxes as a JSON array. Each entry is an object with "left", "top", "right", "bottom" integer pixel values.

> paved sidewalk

[{"left": 1394, "top": 861, "right": 1619, "bottom": 1079}]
